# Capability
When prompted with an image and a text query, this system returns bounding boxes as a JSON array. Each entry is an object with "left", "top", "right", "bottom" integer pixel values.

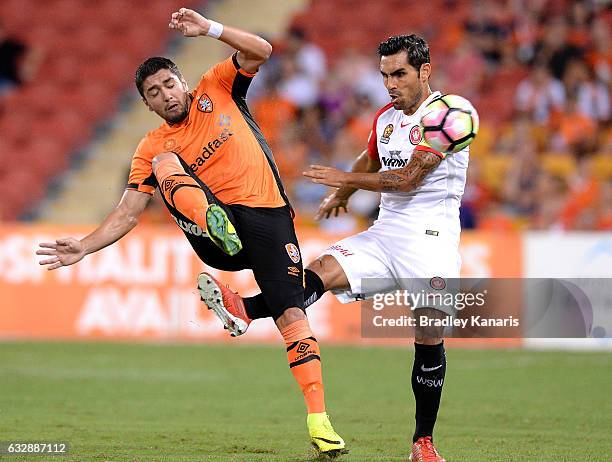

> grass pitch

[{"left": 1, "top": 342, "right": 610, "bottom": 461}]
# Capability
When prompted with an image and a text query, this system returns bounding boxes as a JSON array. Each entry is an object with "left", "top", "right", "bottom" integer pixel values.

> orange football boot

[{"left": 409, "top": 436, "right": 446, "bottom": 462}]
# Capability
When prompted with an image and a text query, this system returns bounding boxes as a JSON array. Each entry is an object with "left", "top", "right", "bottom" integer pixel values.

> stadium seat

[
  {"left": 591, "top": 153, "right": 612, "bottom": 180},
  {"left": 541, "top": 153, "right": 577, "bottom": 179},
  {"left": 481, "top": 155, "right": 513, "bottom": 190},
  {"left": 0, "top": 0, "right": 203, "bottom": 218}
]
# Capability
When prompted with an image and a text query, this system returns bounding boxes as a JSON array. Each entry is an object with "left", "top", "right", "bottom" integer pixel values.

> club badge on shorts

[
  {"left": 285, "top": 243, "right": 301, "bottom": 263},
  {"left": 430, "top": 276, "right": 446, "bottom": 290},
  {"left": 197, "top": 93, "right": 214, "bottom": 113}
]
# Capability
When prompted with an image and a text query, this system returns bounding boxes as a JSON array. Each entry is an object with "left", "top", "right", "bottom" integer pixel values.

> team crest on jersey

[
  {"left": 380, "top": 124, "right": 394, "bottom": 144},
  {"left": 409, "top": 125, "right": 422, "bottom": 145},
  {"left": 163, "top": 138, "right": 177, "bottom": 151},
  {"left": 197, "top": 93, "right": 214, "bottom": 113},
  {"left": 285, "top": 243, "right": 301, "bottom": 263}
]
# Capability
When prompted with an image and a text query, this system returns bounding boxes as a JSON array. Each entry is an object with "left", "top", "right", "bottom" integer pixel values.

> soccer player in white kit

[{"left": 202, "top": 34, "right": 467, "bottom": 462}]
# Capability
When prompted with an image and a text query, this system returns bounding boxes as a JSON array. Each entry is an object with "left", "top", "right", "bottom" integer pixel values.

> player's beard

[
  {"left": 402, "top": 86, "right": 423, "bottom": 115},
  {"left": 165, "top": 103, "right": 189, "bottom": 125}
]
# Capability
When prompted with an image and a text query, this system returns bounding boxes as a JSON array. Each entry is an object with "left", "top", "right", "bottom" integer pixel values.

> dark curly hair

[
  {"left": 377, "top": 34, "right": 430, "bottom": 73},
  {"left": 135, "top": 57, "right": 183, "bottom": 98}
]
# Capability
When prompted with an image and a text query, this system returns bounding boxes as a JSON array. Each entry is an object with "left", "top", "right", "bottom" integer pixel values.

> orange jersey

[{"left": 127, "top": 54, "right": 287, "bottom": 208}]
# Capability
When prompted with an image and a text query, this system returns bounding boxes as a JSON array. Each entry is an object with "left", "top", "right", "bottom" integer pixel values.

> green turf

[{"left": 0, "top": 342, "right": 610, "bottom": 461}]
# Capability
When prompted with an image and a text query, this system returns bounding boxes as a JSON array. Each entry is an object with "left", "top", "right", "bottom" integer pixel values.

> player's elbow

[{"left": 259, "top": 39, "right": 273, "bottom": 61}]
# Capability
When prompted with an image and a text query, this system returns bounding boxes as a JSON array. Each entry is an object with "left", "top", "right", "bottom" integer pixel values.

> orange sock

[
  {"left": 154, "top": 156, "right": 209, "bottom": 229},
  {"left": 281, "top": 319, "right": 326, "bottom": 414}
]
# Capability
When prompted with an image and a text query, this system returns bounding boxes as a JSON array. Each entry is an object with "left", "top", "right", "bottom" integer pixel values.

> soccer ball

[{"left": 420, "top": 94, "right": 479, "bottom": 153}]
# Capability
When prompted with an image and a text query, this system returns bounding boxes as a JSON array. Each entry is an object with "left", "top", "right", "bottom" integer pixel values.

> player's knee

[
  {"left": 307, "top": 255, "right": 348, "bottom": 291},
  {"left": 414, "top": 307, "right": 445, "bottom": 344},
  {"left": 275, "top": 307, "right": 307, "bottom": 330}
]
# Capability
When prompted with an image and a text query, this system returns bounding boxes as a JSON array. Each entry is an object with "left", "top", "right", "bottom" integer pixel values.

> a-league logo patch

[
  {"left": 380, "top": 123, "right": 394, "bottom": 144},
  {"left": 285, "top": 243, "right": 301, "bottom": 263},
  {"left": 197, "top": 93, "right": 214, "bottom": 113},
  {"left": 409, "top": 125, "right": 422, "bottom": 145}
]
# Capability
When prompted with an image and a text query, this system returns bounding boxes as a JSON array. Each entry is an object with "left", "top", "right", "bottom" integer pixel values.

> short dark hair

[
  {"left": 135, "top": 57, "right": 183, "bottom": 97},
  {"left": 377, "top": 34, "right": 430, "bottom": 71}
]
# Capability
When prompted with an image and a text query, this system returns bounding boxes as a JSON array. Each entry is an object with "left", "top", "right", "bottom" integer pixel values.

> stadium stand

[
  {"left": 0, "top": 0, "right": 202, "bottom": 220},
  {"left": 254, "top": 0, "right": 611, "bottom": 230},
  {"left": 1, "top": 0, "right": 610, "bottom": 232},
  {"left": 34, "top": 0, "right": 306, "bottom": 224}
]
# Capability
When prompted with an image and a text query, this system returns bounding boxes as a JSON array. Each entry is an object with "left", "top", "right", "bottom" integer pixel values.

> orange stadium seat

[{"left": 0, "top": 0, "right": 204, "bottom": 218}]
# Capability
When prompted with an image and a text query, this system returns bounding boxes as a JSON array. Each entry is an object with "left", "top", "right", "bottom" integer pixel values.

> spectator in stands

[
  {"left": 563, "top": 58, "right": 610, "bottom": 124},
  {"left": 285, "top": 26, "right": 326, "bottom": 82},
  {"left": 586, "top": 17, "right": 610, "bottom": 86},
  {"left": 512, "top": 6, "right": 541, "bottom": 64},
  {"left": 252, "top": 80, "right": 297, "bottom": 146},
  {"left": 515, "top": 61, "right": 565, "bottom": 125},
  {"left": 553, "top": 93, "right": 597, "bottom": 154},
  {"left": 0, "top": 21, "right": 41, "bottom": 96},
  {"left": 442, "top": 37, "right": 486, "bottom": 101},
  {"left": 464, "top": 0, "right": 511, "bottom": 67},
  {"left": 559, "top": 156, "right": 601, "bottom": 229},
  {"left": 533, "top": 15, "right": 584, "bottom": 80},
  {"left": 297, "top": 104, "right": 332, "bottom": 161},
  {"left": 278, "top": 55, "right": 320, "bottom": 108},
  {"left": 594, "top": 179, "right": 612, "bottom": 230},
  {"left": 531, "top": 172, "right": 569, "bottom": 230},
  {"left": 246, "top": 2, "right": 612, "bottom": 231},
  {"left": 461, "top": 158, "right": 494, "bottom": 229},
  {"left": 502, "top": 146, "right": 542, "bottom": 217}
]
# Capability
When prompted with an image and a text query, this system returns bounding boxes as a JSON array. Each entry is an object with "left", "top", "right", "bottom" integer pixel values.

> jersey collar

[{"left": 414, "top": 90, "right": 442, "bottom": 118}]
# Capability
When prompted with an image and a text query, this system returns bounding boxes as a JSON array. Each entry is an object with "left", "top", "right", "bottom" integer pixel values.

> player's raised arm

[
  {"left": 168, "top": 8, "right": 272, "bottom": 74},
  {"left": 36, "top": 190, "right": 151, "bottom": 270},
  {"left": 311, "top": 150, "right": 381, "bottom": 220},
  {"left": 304, "top": 148, "right": 441, "bottom": 194}
]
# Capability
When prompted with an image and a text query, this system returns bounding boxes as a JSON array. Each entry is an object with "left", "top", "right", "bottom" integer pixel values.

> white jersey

[
  {"left": 367, "top": 91, "right": 469, "bottom": 238},
  {"left": 321, "top": 92, "right": 470, "bottom": 308}
]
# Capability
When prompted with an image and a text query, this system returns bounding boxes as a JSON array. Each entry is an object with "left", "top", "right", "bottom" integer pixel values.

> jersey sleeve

[
  {"left": 367, "top": 129, "right": 379, "bottom": 160},
  {"left": 198, "top": 52, "right": 257, "bottom": 98},
  {"left": 415, "top": 137, "right": 446, "bottom": 160},
  {"left": 126, "top": 137, "right": 158, "bottom": 195}
]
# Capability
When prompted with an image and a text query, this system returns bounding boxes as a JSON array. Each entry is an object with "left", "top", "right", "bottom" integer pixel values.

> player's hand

[
  {"left": 303, "top": 165, "right": 349, "bottom": 188},
  {"left": 168, "top": 8, "right": 211, "bottom": 37},
  {"left": 315, "top": 192, "right": 349, "bottom": 220},
  {"left": 36, "top": 238, "right": 86, "bottom": 271}
]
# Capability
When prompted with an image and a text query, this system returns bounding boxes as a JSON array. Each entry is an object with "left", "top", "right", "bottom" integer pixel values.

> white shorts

[{"left": 321, "top": 217, "right": 461, "bottom": 315}]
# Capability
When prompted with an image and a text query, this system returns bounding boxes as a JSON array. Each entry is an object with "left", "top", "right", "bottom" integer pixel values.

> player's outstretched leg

[
  {"left": 198, "top": 266, "right": 330, "bottom": 336},
  {"left": 197, "top": 271, "right": 252, "bottom": 336},
  {"left": 152, "top": 152, "right": 242, "bottom": 256},
  {"left": 409, "top": 308, "right": 447, "bottom": 462}
]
